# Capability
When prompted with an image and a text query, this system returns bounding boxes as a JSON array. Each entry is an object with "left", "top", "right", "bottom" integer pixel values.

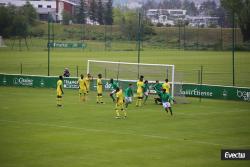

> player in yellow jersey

[
  {"left": 56, "top": 76, "right": 64, "bottom": 107},
  {"left": 115, "top": 87, "right": 126, "bottom": 119},
  {"left": 78, "top": 74, "right": 87, "bottom": 102},
  {"left": 162, "top": 79, "right": 170, "bottom": 94},
  {"left": 136, "top": 75, "right": 144, "bottom": 107},
  {"left": 85, "top": 73, "right": 92, "bottom": 94},
  {"left": 96, "top": 74, "right": 104, "bottom": 104}
]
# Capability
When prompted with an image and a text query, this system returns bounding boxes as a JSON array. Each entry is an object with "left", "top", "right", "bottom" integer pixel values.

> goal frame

[{"left": 87, "top": 60, "right": 175, "bottom": 95}]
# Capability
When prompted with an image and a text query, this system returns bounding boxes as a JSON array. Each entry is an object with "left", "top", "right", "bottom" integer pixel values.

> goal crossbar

[{"left": 87, "top": 60, "right": 175, "bottom": 95}]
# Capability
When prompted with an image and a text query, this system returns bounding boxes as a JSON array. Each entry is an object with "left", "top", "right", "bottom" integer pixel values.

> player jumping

[
  {"left": 109, "top": 78, "right": 119, "bottom": 102},
  {"left": 153, "top": 80, "right": 162, "bottom": 104}
]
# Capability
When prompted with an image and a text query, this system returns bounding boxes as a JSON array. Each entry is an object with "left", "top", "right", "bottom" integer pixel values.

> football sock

[
  {"left": 110, "top": 94, "right": 115, "bottom": 101},
  {"left": 115, "top": 110, "right": 120, "bottom": 117},
  {"left": 169, "top": 108, "right": 173, "bottom": 115},
  {"left": 144, "top": 96, "right": 148, "bottom": 104}
]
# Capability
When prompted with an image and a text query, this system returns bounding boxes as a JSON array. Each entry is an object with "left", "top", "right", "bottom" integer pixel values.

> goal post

[{"left": 87, "top": 60, "right": 175, "bottom": 96}]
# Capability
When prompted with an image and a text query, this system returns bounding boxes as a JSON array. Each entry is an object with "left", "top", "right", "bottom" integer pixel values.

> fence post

[
  {"left": 76, "top": 65, "right": 79, "bottom": 77},
  {"left": 200, "top": 65, "right": 203, "bottom": 102},
  {"left": 20, "top": 63, "right": 23, "bottom": 74}
]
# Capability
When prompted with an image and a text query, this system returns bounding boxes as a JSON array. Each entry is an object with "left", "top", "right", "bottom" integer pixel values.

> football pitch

[
  {"left": 0, "top": 87, "right": 249, "bottom": 167},
  {"left": 0, "top": 49, "right": 250, "bottom": 86}
]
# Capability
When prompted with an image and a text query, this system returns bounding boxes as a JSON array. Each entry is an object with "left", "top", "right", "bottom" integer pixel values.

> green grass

[
  {"left": 0, "top": 47, "right": 250, "bottom": 87},
  {"left": 0, "top": 86, "right": 249, "bottom": 167}
]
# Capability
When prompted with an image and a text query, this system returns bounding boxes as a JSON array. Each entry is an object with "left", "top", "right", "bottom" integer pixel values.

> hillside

[{"left": 24, "top": 22, "right": 246, "bottom": 51}]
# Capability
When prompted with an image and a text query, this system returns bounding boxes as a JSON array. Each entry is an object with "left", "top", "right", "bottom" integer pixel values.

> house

[{"left": 0, "top": 0, "right": 78, "bottom": 22}]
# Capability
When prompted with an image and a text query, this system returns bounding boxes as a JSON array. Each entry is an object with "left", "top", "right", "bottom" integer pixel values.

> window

[
  {"left": 47, "top": 5, "right": 51, "bottom": 8},
  {"left": 38, "top": 4, "right": 42, "bottom": 8}
]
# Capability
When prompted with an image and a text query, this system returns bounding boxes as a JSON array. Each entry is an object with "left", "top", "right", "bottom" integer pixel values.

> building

[
  {"left": 146, "top": 9, "right": 186, "bottom": 26},
  {"left": 0, "top": 0, "right": 78, "bottom": 22},
  {"left": 186, "top": 16, "right": 219, "bottom": 27}
]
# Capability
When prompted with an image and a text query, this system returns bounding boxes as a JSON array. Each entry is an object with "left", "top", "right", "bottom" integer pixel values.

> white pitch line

[{"left": 1, "top": 119, "right": 248, "bottom": 148}]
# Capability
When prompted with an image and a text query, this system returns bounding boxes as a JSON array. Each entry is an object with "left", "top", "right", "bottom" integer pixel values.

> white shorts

[
  {"left": 144, "top": 90, "right": 149, "bottom": 96},
  {"left": 125, "top": 97, "right": 132, "bottom": 103},
  {"left": 162, "top": 102, "right": 171, "bottom": 109},
  {"left": 111, "top": 89, "right": 116, "bottom": 94}
]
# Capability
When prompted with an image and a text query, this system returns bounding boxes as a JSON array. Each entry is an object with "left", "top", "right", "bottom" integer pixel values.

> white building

[
  {"left": 187, "top": 16, "right": 219, "bottom": 27},
  {"left": 146, "top": 9, "right": 186, "bottom": 26}
]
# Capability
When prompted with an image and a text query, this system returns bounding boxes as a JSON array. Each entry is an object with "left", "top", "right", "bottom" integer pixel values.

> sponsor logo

[
  {"left": 40, "top": 79, "right": 45, "bottom": 87},
  {"left": 222, "top": 89, "right": 228, "bottom": 97},
  {"left": 221, "top": 150, "right": 250, "bottom": 160},
  {"left": 63, "top": 79, "right": 78, "bottom": 89},
  {"left": 13, "top": 77, "right": 33, "bottom": 86},
  {"left": 3, "top": 77, "right": 7, "bottom": 85},
  {"left": 105, "top": 82, "right": 111, "bottom": 90},
  {"left": 237, "top": 90, "right": 250, "bottom": 101},
  {"left": 180, "top": 88, "right": 213, "bottom": 97}
]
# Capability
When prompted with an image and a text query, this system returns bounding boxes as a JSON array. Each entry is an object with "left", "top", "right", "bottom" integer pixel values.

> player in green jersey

[
  {"left": 153, "top": 80, "right": 163, "bottom": 104},
  {"left": 159, "top": 89, "right": 173, "bottom": 116},
  {"left": 125, "top": 83, "right": 133, "bottom": 108},
  {"left": 109, "top": 78, "right": 119, "bottom": 102},
  {"left": 143, "top": 80, "right": 150, "bottom": 104}
]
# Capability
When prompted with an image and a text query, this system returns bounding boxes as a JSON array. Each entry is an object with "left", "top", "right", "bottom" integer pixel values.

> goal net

[{"left": 87, "top": 60, "right": 175, "bottom": 96}]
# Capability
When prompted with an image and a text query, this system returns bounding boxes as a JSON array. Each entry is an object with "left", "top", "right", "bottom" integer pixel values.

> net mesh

[{"left": 88, "top": 61, "right": 174, "bottom": 82}]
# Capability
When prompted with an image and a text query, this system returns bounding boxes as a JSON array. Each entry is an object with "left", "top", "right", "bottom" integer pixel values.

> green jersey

[
  {"left": 125, "top": 87, "right": 133, "bottom": 97},
  {"left": 154, "top": 83, "right": 162, "bottom": 94},
  {"left": 143, "top": 84, "right": 149, "bottom": 93},
  {"left": 111, "top": 82, "right": 119, "bottom": 90},
  {"left": 159, "top": 92, "right": 171, "bottom": 102}
]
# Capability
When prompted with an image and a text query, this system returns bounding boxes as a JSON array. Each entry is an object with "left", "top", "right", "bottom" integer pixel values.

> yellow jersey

[
  {"left": 137, "top": 81, "right": 144, "bottom": 93},
  {"left": 97, "top": 78, "right": 102, "bottom": 93},
  {"left": 85, "top": 77, "right": 90, "bottom": 90},
  {"left": 162, "top": 82, "right": 170, "bottom": 93},
  {"left": 78, "top": 78, "right": 87, "bottom": 90},
  {"left": 116, "top": 89, "right": 124, "bottom": 104},
  {"left": 57, "top": 80, "right": 63, "bottom": 92}
]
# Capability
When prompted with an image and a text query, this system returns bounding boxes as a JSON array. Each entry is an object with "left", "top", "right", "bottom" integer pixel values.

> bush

[{"left": 30, "top": 27, "right": 44, "bottom": 37}]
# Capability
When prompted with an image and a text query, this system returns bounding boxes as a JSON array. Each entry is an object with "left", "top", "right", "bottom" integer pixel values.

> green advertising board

[
  {"left": 0, "top": 73, "right": 250, "bottom": 102},
  {"left": 48, "top": 42, "right": 86, "bottom": 48}
]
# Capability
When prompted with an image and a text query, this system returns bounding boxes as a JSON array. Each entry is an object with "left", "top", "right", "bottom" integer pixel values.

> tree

[
  {"left": 0, "top": 6, "right": 12, "bottom": 37},
  {"left": 182, "top": 0, "right": 198, "bottom": 16},
  {"left": 20, "top": 1, "right": 37, "bottom": 26},
  {"left": 97, "top": 0, "right": 104, "bottom": 25},
  {"left": 89, "top": 0, "right": 97, "bottom": 23},
  {"left": 11, "top": 15, "right": 29, "bottom": 37},
  {"left": 221, "top": 0, "right": 250, "bottom": 42},
  {"left": 62, "top": 10, "right": 72, "bottom": 25},
  {"left": 76, "top": 0, "right": 86, "bottom": 24},
  {"left": 104, "top": 0, "right": 113, "bottom": 25},
  {"left": 199, "top": 0, "right": 217, "bottom": 16}
]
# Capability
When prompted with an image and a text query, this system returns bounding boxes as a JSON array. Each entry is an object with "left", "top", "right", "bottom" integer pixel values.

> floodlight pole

[
  {"left": 232, "top": 11, "right": 235, "bottom": 86},
  {"left": 137, "top": 12, "right": 142, "bottom": 79}
]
